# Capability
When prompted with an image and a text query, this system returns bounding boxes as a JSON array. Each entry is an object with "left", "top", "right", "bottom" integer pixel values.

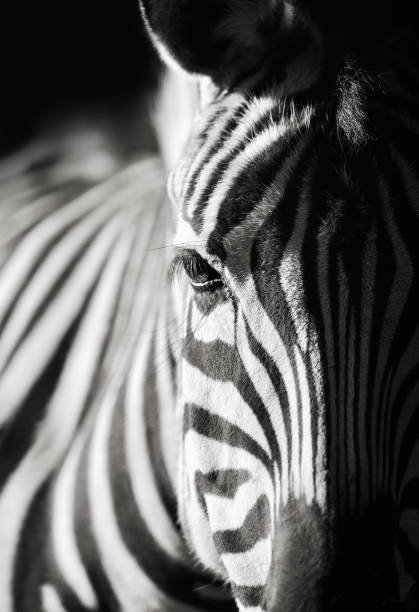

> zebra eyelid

[
  {"left": 169, "top": 250, "right": 220, "bottom": 280},
  {"left": 190, "top": 278, "right": 224, "bottom": 288},
  {"left": 169, "top": 249, "right": 230, "bottom": 297},
  {"left": 168, "top": 253, "right": 188, "bottom": 282}
]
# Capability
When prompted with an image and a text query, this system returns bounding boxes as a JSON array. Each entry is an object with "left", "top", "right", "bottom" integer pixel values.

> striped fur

[
  {"left": 1, "top": 5, "right": 419, "bottom": 612},
  {"left": 163, "top": 31, "right": 419, "bottom": 612},
  {"left": 0, "top": 150, "right": 234, "bottom": 611}
]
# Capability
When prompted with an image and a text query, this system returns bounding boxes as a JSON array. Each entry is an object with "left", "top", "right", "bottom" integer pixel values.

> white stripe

[
  {"left": 41, "top": 584, "right": 68, "bottom": 612},
  {"left": 52, "top": 431, "right": 97, "bottom": 609},
  {"left": 126, "top": 309, "right": 190, "bottom": 563},
  {"left": 190, "top": 298, "right": 236, "bottom": 345},
  {"left": 278, "top": 159, "right": 315, "bottom": 353},
  {"left": 294, "top": 345, "right": 315, "bottom": 503},
  {"left": 154, "top": 300, "right": 180, "bottom": 493},
  {"left": 221, "top": 538, "right": 272, "bottom": 587}
]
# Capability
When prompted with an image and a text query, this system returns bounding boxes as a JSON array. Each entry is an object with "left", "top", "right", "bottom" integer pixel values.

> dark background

[{"left": 0, "top": 0, "right": 160, "bottom": 154}]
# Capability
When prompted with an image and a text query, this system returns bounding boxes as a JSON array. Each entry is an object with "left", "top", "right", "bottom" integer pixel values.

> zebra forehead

[
  {"left": 171, "top": 90, "right": 313, "bottom": 184},
  {"left": 171, "top": 91, "right": 316, "bottom": 265}
]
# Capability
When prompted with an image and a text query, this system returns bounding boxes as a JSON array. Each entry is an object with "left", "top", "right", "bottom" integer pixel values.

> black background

[{"left": 0, "top": 0, "right": 160, "bottom": 153}]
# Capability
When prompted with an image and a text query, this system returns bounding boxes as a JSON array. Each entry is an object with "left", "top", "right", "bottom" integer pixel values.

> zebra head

[{"left": 141, "top": 2, "right": 419, "bottom": 610}]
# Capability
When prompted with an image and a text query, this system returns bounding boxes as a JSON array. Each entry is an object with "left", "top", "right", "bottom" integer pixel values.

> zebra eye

[{"left": 170, "top": 250, "right": 224, "bottom": 293}]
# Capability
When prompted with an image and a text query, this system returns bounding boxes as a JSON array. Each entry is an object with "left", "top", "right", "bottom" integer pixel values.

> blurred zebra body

[{"left": 0, "top": 150, "right": 233, "bottom": 611}]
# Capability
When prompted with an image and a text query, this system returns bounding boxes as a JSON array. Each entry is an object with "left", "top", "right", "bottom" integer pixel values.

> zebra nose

[
  {"left": 325, "top": 596, "right": 404, "bottom": 612},
  {"left": 321, "top": 600, "right": 405, "bottom": 612},
  {"left": 325, "top": 599, "right": 403, "bottom": 612},
  {"left": 267, "top": 500, "right": 327, "bottom": 611},
  {"left": 314, "top": 565, "right": 402, "bottom": 612},
  {"left": 266, "top": 501, "right": 403, "bottom": 612},
  {"left": 310, "top": 565, "right": 403, "bottom": 612},
  {"left": 268, "top": 585, "right": 404, "bottom": 612}
]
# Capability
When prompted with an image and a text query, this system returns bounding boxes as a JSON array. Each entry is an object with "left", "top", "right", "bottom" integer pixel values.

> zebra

[
  {"left": 0, "top": 2, "right": 418, "bottom": 612},
  {"left": 0, "top": 143, "right": 233, "bottom": 611},
  {"left": 138, "top": 0, "right": 419, "bottom": 610}
]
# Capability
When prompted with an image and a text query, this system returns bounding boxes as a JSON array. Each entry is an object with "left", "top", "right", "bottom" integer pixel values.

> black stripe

[
  {"left": 195, "top": 469, "right": 251, "bottom": 516},
  {"left": 12, "top": 483, "right": 49, "bottom": 612},
  {"left": 184, "top": 404, "right": 272, "bottom": 475},
  {"left": 233, "top": 584, "right": 266, "bottom": 608},
  {"left": 213, "top": 495, "right": 271, "bottom": 554},
  {"left": 195, "top": 469, "right": 251, "bottom": 500}
]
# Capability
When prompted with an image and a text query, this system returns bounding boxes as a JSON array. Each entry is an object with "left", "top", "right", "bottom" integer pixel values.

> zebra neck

[
  {"left": 46, "top": 287, "right": 233, "bottom": 611},
  {"left": 0, "top": 154, "right": 234, "bottom": 610},
  {"left": 0, "top": 158, "right": 173, "bottom": 609}
]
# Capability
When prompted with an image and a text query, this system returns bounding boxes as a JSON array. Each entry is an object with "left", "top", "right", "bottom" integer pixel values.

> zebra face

[
  {"left": 169, "top": 86, "right": 419, "bottom": 610},
  {"left": 170, "top": 89, "right": 331, "bottom": 610},
  {"left": 141, "top": 1, "right": 419, "bottom": 610}
]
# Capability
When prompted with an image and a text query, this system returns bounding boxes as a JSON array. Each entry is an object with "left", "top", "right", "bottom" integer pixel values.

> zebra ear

[{"left": 139, "top": 0, "right": 322, "bottom": 90}]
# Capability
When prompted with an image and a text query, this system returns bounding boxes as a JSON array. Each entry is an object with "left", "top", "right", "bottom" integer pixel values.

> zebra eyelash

[{"left": 169, "top": 250, "right": 225, "bottom": 293}]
